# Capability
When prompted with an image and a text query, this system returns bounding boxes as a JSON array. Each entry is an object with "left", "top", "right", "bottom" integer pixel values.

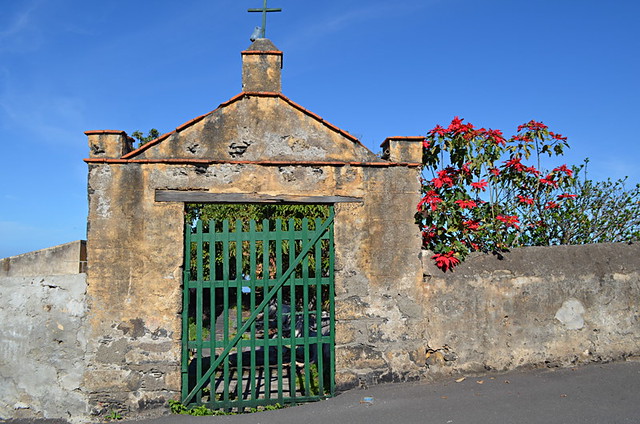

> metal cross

[{"left": 248, "top": 0, "right": 282, "bottom": 39}]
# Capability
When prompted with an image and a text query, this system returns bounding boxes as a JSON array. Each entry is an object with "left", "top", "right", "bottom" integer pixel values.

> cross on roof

[{"left": 248, "top": 0, "right": 282, "bottom": 39}]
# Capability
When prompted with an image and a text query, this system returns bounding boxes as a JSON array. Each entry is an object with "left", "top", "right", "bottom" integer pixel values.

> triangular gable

[{"left": 121, "top": 92, "right": 381, "bottom": 164}]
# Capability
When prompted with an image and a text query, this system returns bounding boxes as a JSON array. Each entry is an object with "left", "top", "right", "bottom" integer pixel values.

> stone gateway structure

[{"left": 82, "top": 39, "right": 423, "bottom": 417}]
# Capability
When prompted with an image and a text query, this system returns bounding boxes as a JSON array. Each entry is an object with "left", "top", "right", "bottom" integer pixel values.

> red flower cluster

[
  {"left": 417, "top": 190, "right": 443, "bottom": 211},
  {"left": 422, "top": 226, "right": 437, "bottom": 244},
  {"left": 545, "top": 201, "right": 559, "bottom": 209},
  {"left": 471, "top": 179, "right": 488, "bottom": 191},
  {"left": 517, "top": 120, "right": 548, "bottom": 132},
  {"left": 504, "top": 157, "right": 526, "bottom": 172},
  {"left": 496, "top": 214, "right": 520, "bottom": 229},
  {"left": 432, "top": 251, "right": 460, "bottom": 272},
  {"left": 512, "top": 134, "right": 533, "bottom": 143},
  {"left": 427, "top": 125, "right": 447, "bottom": 137},
  {"left": 553, "top": 164, "right": 573, "bottom": 177},
  {"left": 539, "top": 174, "right": 558, "bottom": 188},
  {"left": 463, "top": 220, "right": 481, "bottom": 231},
  {"left": 455, "top": 199, "right": 477, "bottom": 209},
  {"left": 447, "top": 116, "right": 475, "bottom": 135},
  {"left": 557, "top": 193, "right": 577, "bottom": 200},
  {"left": 549, "top": 131, "right": 567, "bottom": 142},
  {"left": 431, "top": 168, "right": 456, "bottom": 188},
  {"left": 517, "top": 195, "right": 535, "bottom": 205},
  {"left": 484, "top": 128, "right": 506, "bottom": 146},
  {"left": 420, "top": 117, "right": 574, "bottom": 272}
]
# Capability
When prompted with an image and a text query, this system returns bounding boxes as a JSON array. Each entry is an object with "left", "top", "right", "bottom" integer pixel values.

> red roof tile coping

[
  {"left": 84, "top": 158, "right": 421, "bottom": 168},
  {"left": 118, "top": 91, "right": 368, "bottom": 160},
  {"left": 381, "top": 136, "right": 426, "bottom": 147},
  {"left": 241, "top": 50, "right": 283, "bottom": 55},
  {"left": 84, "top": 130, "right": 127, "bottom": 136}
]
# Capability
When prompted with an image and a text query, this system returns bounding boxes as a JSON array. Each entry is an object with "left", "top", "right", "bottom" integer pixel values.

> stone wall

[
  {"left": 1, "top": 240, "right": 86, "bottom": 277},
  {"left": 418, "top": 243, "right": 640, "bottom": 377},
  {"left": 0, "top": 245, "right": 88, "bottom": 422},
  {"left": 83, "top": 159, "right": 422, "bottom": 417}
]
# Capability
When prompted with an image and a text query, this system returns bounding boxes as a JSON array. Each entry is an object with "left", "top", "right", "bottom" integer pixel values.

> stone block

[
  {"left": 334, "top": 371, "right": 359, "bottom": 391},
  {"left": 335, "top": 344, "right": 387, "bottom": 370},
  {"left": 334, "top": 295, "right": 370, "bottom": 320},
  {"left": 334, "top": 320, "right": 361, "bottom": 345}
]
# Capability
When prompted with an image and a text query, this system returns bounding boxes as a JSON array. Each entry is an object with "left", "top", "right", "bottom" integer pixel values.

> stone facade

[{"left": 81, "top": 39, "right": 422, "bottom": 419}]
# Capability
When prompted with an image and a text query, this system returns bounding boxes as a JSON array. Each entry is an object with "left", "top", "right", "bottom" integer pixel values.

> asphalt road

[
  {"left": 130, "top": 360, "right": 640, "bottom": 424},
  {"left": 5, "top": 360, "right": 640, "bottom": 424}
]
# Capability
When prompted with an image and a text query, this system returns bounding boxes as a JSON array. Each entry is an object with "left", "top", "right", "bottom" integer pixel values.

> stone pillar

[
  {"left": 380, "top": 136, "right": 424, "bottom": 164},
  {"left": 241, "top": 39, "right": 283, "bottom": 93},
  {"left": 85, "top": 130, "right": 134, "bottom": 159}
]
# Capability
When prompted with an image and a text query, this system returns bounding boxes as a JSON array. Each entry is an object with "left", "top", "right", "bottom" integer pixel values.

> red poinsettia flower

[
  {"left": 557, "top": 193, "right": 577, "bottom": 200},
  {"left": 496, "top": 214, "right": 520, "bottom": 229},
  {"left": 447, "top": 116, "right": 464, "bottom": 133},
  {"left": 417, "top": 190, "right": 443, "bottom": 211},
  {"left": 524, "top": 166, "right": 541, "bottom": 176},
  {"left": 549, "top": 131, "right": 568, "bottom": 141},
  {"left": 455, "top": 199, "right": 477, "bottom": 209},
  {"left": 461, "top": 162, "right": 472, "bottom": 175},
  {"left": 470, "top": 179, "right": 488, "bottom": 191},
  {"left": 489, "top": 168, "right": 501, "bottom": 176},
  {"left": 428, "top": 125, "right": 447, "bottom": 137},
  {"left": 485, "top": 128, "right": 506, "bottom": 146},
  {"left": 544, "top": 201, "right": 559, "bottom": 209},
  {"left": 540, "top": 174, "right": 558, "bottom": 188},
  {"left": 463, "top": 220, "right": 481, "bottom": 231},
  {"left": 432, "top": 251, "right": 461, "bottom": 272},
  {"left": 517, "top": 195, "right": 535, "bottom": 205},
  {"left": 432, "top": 168, "right": 455, "bottom": 188},
  {"left": 504, "top": 157, "right": 526, "bottom": 172},
  {"left": 517, "top": 120, "right": 548, "bottom": 132},
  {"left": 512, "top": 134, "right": 533, "bottom": 143},
  {"left": 553, "top": 164, "right": 573, "bottom": 177}
]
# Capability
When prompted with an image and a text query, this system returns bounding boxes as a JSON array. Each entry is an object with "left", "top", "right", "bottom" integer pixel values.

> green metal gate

[{"left": 181, "top": 207, "right": 335, "bottom": 411}]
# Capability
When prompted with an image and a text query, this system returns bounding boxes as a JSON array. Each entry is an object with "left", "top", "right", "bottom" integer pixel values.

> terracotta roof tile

[
  {"left": 241, "top": 50, "right": 283, "bottom": 55},
  {"left": 84, "top": 130, "right": 127, "bottom": 135}
]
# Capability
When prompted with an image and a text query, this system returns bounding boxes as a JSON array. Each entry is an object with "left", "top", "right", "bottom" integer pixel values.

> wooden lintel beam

[{"left": 155, "top": 190, "right": 364, "bottom": 204}]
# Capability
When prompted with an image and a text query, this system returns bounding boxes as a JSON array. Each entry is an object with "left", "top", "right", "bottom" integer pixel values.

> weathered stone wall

[
  {"left": 83, "top": 163, "right": 184, "bottom": 419},
  {"left": 0, "top": 272, "right": 88, "bottom": 422},
  {"left": 418, "top": 243, "right": 640, "bottom": 377},
  {"left": 83, "top": 154, "right": 423, "bottom": 417},
  {"left": 334, "top": 166, "right": 425, "bottom": 389},
  {"left": 1, "top": 240, "right": 86, "bottom": 277}
]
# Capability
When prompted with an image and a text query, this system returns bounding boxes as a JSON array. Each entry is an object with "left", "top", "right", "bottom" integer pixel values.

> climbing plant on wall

[{"left": 417, "top": 117, "right": 640, "bottom": 271}]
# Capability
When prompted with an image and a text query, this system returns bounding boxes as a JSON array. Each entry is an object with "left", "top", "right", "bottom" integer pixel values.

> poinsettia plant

[{"left": 417, "top": 117, "right": 576, "bottom": 271}]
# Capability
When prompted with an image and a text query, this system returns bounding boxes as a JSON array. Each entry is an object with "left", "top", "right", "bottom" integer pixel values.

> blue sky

[{"left": 1, "top": 0, "right": 639, "bottom": 258}]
